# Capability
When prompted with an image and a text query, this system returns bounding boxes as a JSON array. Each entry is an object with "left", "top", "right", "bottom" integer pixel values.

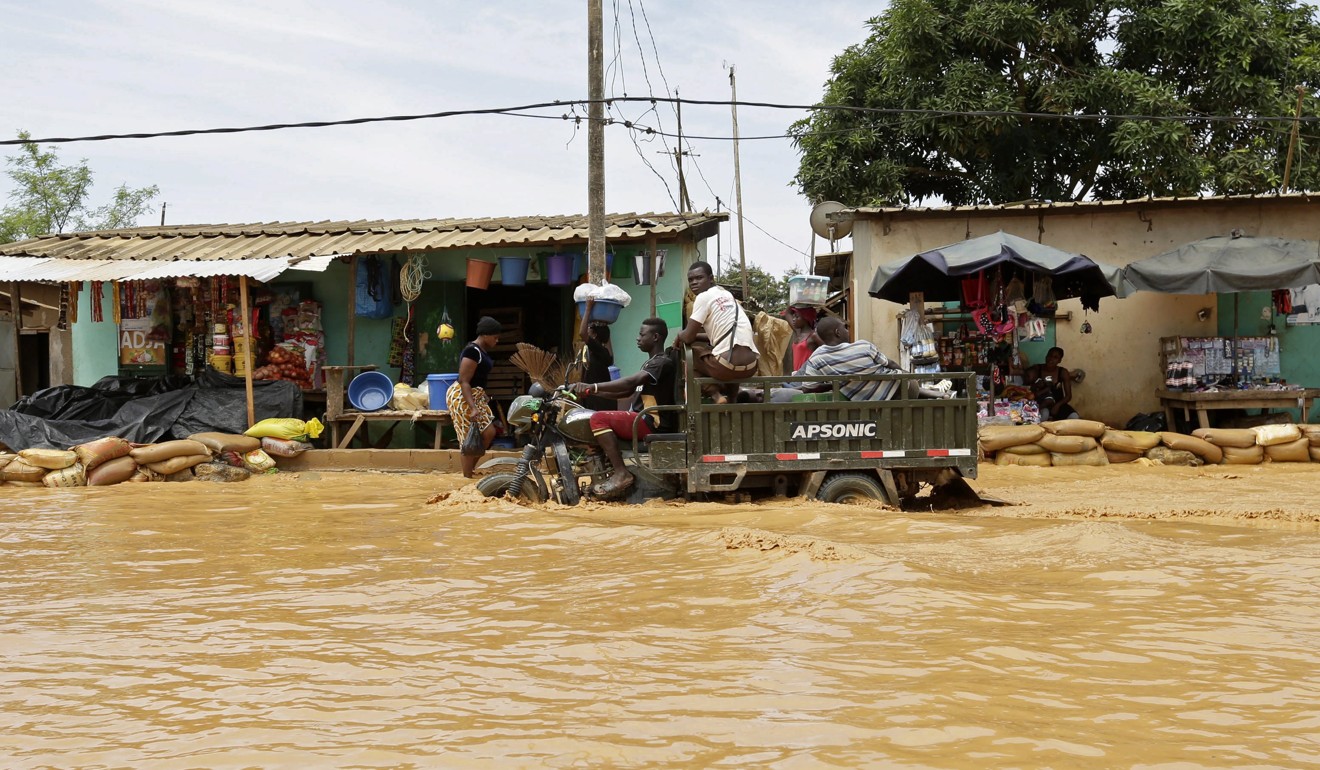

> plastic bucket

[
  {"left": 633, "top": 252, "right": 665, "bottom": 285},
  {"left": 546, "top": 253, "right": 576, "bottom": 286},
  {"left": 426, "top": 373, "right": 459, "bottom": 410},
  {"left": 498, "top": 256, "right": 531, "bottom": 286},
  {"left": 608, "top": 365, "right": 621, "bottom": 381},
  {"left": 348, "top": 370, "right": 394, "bottom": 411},
  {"left": 466, "top": 258, "right": 496, "bottom": 289}
]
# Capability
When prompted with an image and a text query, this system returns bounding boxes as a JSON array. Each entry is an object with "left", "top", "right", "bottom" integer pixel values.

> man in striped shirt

[{"left": 774, "top": 316, "right": 902, "bottom": 402}]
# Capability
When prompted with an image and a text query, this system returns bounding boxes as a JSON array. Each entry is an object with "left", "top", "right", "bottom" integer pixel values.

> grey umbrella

[
  {"left": 1117, "top": 234, "right": 1320, "bottom": 297},
  {"left": 869, "top": 230, "right": 1121, "bottom": 303}
]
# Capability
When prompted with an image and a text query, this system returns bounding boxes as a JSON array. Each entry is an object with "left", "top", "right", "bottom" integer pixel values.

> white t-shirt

[{"left": 690, "top": 285, "right": 759, "bottom": 357}]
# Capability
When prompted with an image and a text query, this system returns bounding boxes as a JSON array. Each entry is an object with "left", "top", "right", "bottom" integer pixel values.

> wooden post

[
  {"left": 239, "top": 275, "right": 255, "bottom": 427},
  {"left": 647, "top": 235, "right": 658, "bottom": 316},
  {"left": 347, "top": 255, "right": 358, "bottom": 367},
  {"left": 730, "top": 65, "right": 748, "bottom": 300},
  {"left": 587, "top": 0, "right": 607, "bottom": 284},
  {"left": 9, "top": 282, "right": 22, "bottom": 399}
]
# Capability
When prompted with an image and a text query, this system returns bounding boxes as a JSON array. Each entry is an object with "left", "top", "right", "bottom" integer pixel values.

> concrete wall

[{"left": 851, "top": 197, "right": 1320, "bottom": 426}]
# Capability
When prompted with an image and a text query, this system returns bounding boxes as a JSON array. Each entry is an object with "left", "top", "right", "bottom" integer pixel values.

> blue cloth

[{"left": 798, "top": 341, "right": 899, "bottom": 401}]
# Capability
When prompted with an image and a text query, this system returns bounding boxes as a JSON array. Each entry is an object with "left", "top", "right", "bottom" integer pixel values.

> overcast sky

[{"left": 3, "top": 1, "right": 880, "bottom": 276}]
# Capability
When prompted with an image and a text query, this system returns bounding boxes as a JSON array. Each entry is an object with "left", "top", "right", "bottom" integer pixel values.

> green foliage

[
  {"left": 1, "top": 131, "right": 160, "bottom": 243},
  {"left": 790, "top": 0, "right": 1320, "bottom": 205},
  {"left": 718, "top": 265, "right": 801, "bottom": 313}
]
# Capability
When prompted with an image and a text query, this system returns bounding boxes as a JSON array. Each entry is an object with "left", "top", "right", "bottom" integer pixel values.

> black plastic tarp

[{"left": 0, "top": 368, "right": 303, "bottom": 451}]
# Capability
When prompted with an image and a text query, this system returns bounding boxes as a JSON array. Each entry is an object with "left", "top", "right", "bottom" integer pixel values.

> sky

[{"left": 3, "top": 0, "right": 881, "bottom": 276}]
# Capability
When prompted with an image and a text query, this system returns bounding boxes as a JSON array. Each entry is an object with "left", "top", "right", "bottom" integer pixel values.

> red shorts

[{"left": 588, "top": 410, "right": 654, "bottom": 440}]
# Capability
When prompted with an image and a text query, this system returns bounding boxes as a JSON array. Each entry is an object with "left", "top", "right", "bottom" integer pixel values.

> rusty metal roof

[{"left": 0, "top": 211, "right": 727, "bottom": 263}]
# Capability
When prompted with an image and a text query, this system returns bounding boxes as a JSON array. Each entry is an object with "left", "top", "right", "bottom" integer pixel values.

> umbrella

[
  {"left": 1118, "top": 234, "right": 1320, "bottom": 382},
  {"left": 1117, "top": 234, "right": 1320, "bottom": 297},
  {"left": 869, "top": 231, "right": 1120, "bottom": 303}
]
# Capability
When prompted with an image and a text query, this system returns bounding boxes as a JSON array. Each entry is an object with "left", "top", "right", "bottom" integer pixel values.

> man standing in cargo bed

[{"left": 674, "top": 260, "right": 760, "bottom": 404}]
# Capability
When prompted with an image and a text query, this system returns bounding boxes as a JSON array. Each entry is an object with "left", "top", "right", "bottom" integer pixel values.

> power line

[{"left": 9, "top": 96, "right": 1320, "bottom": 147}]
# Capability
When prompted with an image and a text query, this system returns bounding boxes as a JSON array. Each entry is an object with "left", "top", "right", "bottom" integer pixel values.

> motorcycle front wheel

[
  {"left": 551, "top": 439, "right": 581, "bottom": 506},
  {"left": 476, "top": 472, "right": 546, "bottom": 504}
]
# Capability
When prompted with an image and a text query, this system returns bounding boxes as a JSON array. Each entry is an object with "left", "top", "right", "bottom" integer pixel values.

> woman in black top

[
  {"left": 447, "top": 316, "right": 501, "bottom": 477},
  {"left": 577, "top": 297, "right": 615, "bottom": 411}
]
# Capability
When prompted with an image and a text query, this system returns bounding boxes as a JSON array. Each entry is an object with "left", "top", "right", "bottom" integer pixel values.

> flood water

[{"left": 4, "top": 472, "right": 1320, "bottom": 768}]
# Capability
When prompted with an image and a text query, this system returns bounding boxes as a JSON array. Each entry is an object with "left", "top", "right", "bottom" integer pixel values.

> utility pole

[
  {"left": 587, "top": 0, "right": 606, "bottom": 284},
  {"left": 729, "top": 65, "right": 748, "bottom": 301},
  {"left": 658, "top": 88, "right": 695, "bottom": 212}
]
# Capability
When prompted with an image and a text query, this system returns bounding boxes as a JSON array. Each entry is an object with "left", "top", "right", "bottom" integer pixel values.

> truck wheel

[
  {"left": 816, "top": 473, "right": 886, "bottom": 505},
  {"left": 477, "top": 472, "right": 545, "bottom": 504}
]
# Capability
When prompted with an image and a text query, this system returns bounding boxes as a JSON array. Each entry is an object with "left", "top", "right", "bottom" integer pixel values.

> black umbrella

[{"left": 869, "top": 231, "right": 1120, "bottom": 303}]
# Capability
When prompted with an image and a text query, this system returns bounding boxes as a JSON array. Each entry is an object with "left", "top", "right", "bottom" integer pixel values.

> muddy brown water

[{"left": 4, "top": 466, "right": 1320, "bottom": 768}]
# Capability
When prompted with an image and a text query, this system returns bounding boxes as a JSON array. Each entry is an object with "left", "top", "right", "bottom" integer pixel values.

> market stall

[
  {"left": 869, "top": 231, "right": 1120, "bottom": 423},
  {"left": 1119, "top": 233, "right": 1320, "bottom": 427}
]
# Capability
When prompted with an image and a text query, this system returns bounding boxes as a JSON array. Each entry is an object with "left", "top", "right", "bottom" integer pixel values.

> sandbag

[
  {"left": 2, "top": 457, "right": 48, "bottom": 483},
  {"left": 1254, "top": 423, "right": 1301, "bottom": 446},
  {"left": 1104, "top": 449, "right": 1143, "bottom": 464},
  {"left": 195, "top": 462, "right": 253, "bottom": 482},
  {"left": 1146, "top": 445, "right": 1201, "bottom": 466},
  {"left": 244, "top": 417, "right": 325, "bottom": 442},
  {"left": 1036, "top": 434, "right": 1098, "bottom": 454},
  {"left": 1050, "top": 447, "right": 1109, "bottom": 466},
  {"left": 1158, "top": 432, "right": 1224, "bottom": 465},
  {"left": 1191, "top": 428, "right": 1257, "bottom": 449},
  {"left": 1101, "top": 430, "right": 1161, "bottom": 454},
  {"left": 189, "top": 432, "right": 261, "bottom": 455},
  {"left": 129, "top": 467, "right": 162, "bottom": 483},
  {"left": 978, "top": 424, "right": 1046, "bottom": 452},
  {"left": 243, "top": 449, "right": 276, "bottom": 472},
  {"left": 87, "top": 456, "right": 138, "bottom": 486},
  {"left": 260, "top": 437, "right": 312, "bottom": 458},
  {"left": 75, "top": 437, "right": 133, "bottom": 471},
  {"left": 994, "top": 451, "right": 1052, "bottom": 467},
  {"left": 1300, "top": 424, "right": 1320, "bottom": 447},
  {"left": 1310, "top": 446, "right": 1320, "bottom": 462},
  {"left": 1040, "top": 419, "right": 1107, "bottom": 438},
  {"left": 164, "top": 469, "right": 197, "bottom": 482},
  {"left": 1220, "top": 445, "right": 1265, "bottom": 465},
  {"left": 42, "top": 463, "right": 86, "bottom": 488},
  {"left": 146, "top": 454, "right": 210, "bottom": 476},
  {"left": 5, "top": 480, "right": 44, "bottom": 488},
  {"left": 130, "top": 440, "right": 211, "bottom": 465},
  {"left": 1265, "top": 437, "right": 1310, "bottom": 462},
  {"left": 0, "top": 453, "right": 14, "bottom": 470},
  {"left": 1001, "top": 443, "right": 1048, "bottom": 455},
  {"left": 19, "top": 448, "right": 78, "bottom": 470}
]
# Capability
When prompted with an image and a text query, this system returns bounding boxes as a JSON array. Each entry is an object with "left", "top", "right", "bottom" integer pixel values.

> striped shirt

[{"left": 799, "top": 341, "right": 899, "bottom": 401}]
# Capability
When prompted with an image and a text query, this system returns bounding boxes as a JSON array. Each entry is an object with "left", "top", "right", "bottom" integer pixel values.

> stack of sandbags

[
  {"left": 979, "top": 424, "right": 1050, "bottom": 467},
  {"left": 1038, "top": 419, "right": 1108, "bottom": 467},
  {"left": 1253, "top": 423, "right": 1309, "bottom": 462},
  {"left": 1099, "top": 430, "right": 1161, "bottom": 463},
  {"left": 1191, "top": 427, "right": 1262, "bottom": 465},
  {"left": 1302, "top": 424, "right": 1320, "bottom": 462}
]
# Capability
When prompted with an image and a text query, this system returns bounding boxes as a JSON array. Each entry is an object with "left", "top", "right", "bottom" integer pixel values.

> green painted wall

[
  {"left": 71, "top": 282, "right": 121, "bottom": 386},
  {"left": 1218, "top": 290, "right": 1320, "bottom": 420}
]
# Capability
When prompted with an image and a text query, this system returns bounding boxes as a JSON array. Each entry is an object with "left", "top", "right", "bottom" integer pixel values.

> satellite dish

[{"left": 809, "top": 201, "right": 852, "bottom": 241}]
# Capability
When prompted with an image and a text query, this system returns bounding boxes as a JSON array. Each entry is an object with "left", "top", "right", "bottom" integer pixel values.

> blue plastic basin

[
  {"left": 348, "top": 370, "right": 394, "bottom": 411},
  {"left": 576, "top": 298, "right": 624, "bottom": 324}
]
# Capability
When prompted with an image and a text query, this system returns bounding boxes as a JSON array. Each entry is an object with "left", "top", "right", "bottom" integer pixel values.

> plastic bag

[
  {"left": 243, "top": 449, "right": 277, "bottom": 472},
  {"left": 575, "top": 279, "right": 632, "bottom": 307},
  {"left": 460, "top": 424, "right": 484, "bottom": 456},
  {"left": 261, "top": 437, "right": 312, "bottom": 458},
  {"left": 244, "top": 417, "right": 325, "bottom": 441}
]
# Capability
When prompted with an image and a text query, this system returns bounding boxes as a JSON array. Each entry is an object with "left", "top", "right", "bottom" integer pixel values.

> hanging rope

[{"left": 400, "top": 254, "right": 429, "bottom": 302}]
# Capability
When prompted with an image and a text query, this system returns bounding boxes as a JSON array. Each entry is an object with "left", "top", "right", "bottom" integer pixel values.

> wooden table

[
  {"left": 323, "top": 365, "right": 453, "bottom": 449},
  {"left": 1156, "top": 388, "right": 1320, "bottom": 430}
]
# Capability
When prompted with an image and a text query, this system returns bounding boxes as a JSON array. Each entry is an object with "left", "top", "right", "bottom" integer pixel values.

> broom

[{"left": 511, "top": 343, "right": 567, "bottom": 391}]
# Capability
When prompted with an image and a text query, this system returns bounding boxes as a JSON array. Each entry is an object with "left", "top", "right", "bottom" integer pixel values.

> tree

[
  {"left": 1, "top": 131, "right": 160, "bottom": 243},
  {"left": 789, "top": 0, "right": 1320, "bottom": 207},
  {"left": 717, "top": 265, "right": 801, "bottom": 313}
]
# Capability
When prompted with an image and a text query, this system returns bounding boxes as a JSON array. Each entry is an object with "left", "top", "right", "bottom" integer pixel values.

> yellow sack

[
  {"left": 1037, "top": 433, "right": 1097, "bottom": 454},
  {"left": 1101, "top": 430, "right": 1161, "bottom": 454},
  {"left": 1050, "top": 447, "right": 1109, "bottom": 466},
  {"left": 1254, "top": 423, "right": 1302, "bottom": 447},
  {"left": 979, "top": 424, "right": 1046, "bottom": 452},
  {"left": 994, "top": 451, "right": 1052, "bottom": 467},
  {"left": 1040, "top": 419, "right": 1107, "bottom": 437},
  {"left": 19, "top": 448, "right": 78, "bottom": 470},
  {"left": 1191, "top": 428, "right": 1257, "bottom": 448},
  {"left": 244, "top": 417, "right": 324, "bottom": 441},
  {"left": 1158, "top": 432, "right": 1224, "bottom": 465},
  {"left": 42, "top": 463, "right": 86, "bottom": 488},
  {"left": 1265, "top": 438, "right": 1310, "bottom": 462},
  {"left": 1105, "top": 449, "right": 1143, "bottom": 464},
  {"left": 1220, "top": 445, "right": 1265, "bottom": 465}
]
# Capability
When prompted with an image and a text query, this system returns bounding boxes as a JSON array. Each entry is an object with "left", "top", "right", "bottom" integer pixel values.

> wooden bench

[{"left": 324, "top": 365, "right": 453, "bottom": 449}]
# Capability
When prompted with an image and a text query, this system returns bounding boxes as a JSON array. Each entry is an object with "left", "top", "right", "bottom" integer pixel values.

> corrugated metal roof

[
  {"left": 0, "top": 255, "right": 336, "bottom": 283},
  {"left": 0, "top": 211, "right": 727, "bottom": 263},
  {"left": 844, "top": 192, "right": 1320, "bottom": 219}
]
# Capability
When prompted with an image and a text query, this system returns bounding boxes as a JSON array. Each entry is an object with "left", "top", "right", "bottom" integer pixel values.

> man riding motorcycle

[{"left": 568, "top": 316, "right": 677, "bottom": 498}]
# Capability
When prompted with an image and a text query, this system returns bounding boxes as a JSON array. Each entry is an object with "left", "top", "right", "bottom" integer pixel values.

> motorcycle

[{"left": 475, "top": 383, "right": 611, "bottom": 505}]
